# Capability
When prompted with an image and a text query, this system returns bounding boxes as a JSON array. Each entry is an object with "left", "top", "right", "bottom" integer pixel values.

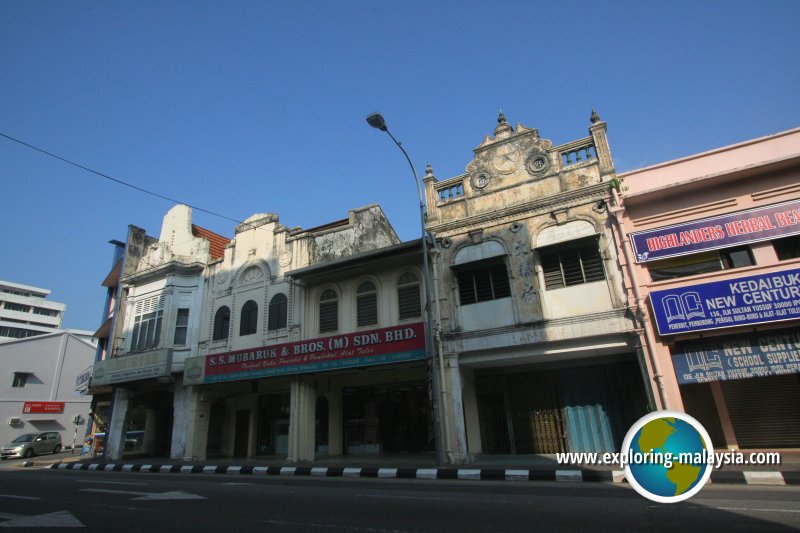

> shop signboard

[
  {"left": 184, "top": 322, "right": 426, "bottom": 385},
  {"left": 22, "top": 401, "right": 65, "bottom": 414},
  {"left": 631, "top": 199, "right": 800, "bottom": 263},
  {"left": 672, "top": 329, "right": 800, "bottom": 384},
  {"left": 90, "top": 349, "right": 172, "bottom": 386},
  {"left": 650, "top": 268, "right": 800, "bottom": 335}
]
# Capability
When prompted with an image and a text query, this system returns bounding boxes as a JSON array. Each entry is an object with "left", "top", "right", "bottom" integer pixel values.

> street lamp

[{"left": 367, "top": 112, "right": 445, "bottom": 465}]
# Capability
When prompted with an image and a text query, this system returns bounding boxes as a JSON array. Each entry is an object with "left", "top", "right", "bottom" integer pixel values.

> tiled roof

[{"left": 192, "top": 225, "right": 230, "bottom": 261}]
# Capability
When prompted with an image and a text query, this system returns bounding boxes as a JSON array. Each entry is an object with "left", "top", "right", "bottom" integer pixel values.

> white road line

[
  {"left": 263, "top": 519, "right": 415, "bottom": 532},
  {"left": 74, "top": 480, "right": 146, "bottom": 486},
  {"left": 0, "top": 494, "right": 40, "bottom": 500}
]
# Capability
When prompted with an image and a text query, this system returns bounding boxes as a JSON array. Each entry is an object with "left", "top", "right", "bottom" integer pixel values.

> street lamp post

[{"left": 367, "top": 112, "right": 445, "bottom": 465}]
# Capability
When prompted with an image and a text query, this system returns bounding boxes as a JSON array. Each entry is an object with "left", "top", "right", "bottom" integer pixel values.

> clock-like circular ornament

[
  {"left": 525, "top": 148, "right": 551, "bottom": 176},
  {"left": 470, "top": 170, "right": 491, "bottom": 190},
  {"left": 279, "top": 251, "right": 292, "bottom": 267}
]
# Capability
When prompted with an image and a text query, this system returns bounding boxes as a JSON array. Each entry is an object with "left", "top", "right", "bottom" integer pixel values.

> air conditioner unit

[{"left": 7, "top": 417, "right": 21, "bottom": 426}]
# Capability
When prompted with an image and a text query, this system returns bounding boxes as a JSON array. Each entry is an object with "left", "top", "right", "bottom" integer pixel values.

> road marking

[
  {"left": 75, "top": 480, "right": 146, "bottom": 486},
  {"left": 79, "top": 488, "right": 206, "bottom": 500},
  {"left": 0, "top": 510, "right": 84, "bottom": 527},
  {"left": 263, "top": 519, "right": 415, "bottom": 532},
  {"left": 649, "top": 505, "right": 800, "bottom": 514},
  {"left": 0, "top": 494, "right": 40, "bottom": 500}
]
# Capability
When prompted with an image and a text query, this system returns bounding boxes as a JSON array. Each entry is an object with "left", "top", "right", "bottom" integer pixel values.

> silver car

[{"left": 0, "top": 432, "right": 62, "bottom": 459}]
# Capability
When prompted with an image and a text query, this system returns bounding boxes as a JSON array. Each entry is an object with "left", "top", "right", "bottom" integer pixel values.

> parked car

[{"left": 0, "top": 432, "right": 62, "bottom": 459}]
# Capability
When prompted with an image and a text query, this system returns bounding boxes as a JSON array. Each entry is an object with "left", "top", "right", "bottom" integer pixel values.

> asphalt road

[{"left": 0, "top": 468, "right": 798, "bottom": 531}]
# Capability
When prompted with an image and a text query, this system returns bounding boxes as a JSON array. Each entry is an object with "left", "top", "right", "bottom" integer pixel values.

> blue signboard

[
  {"left": 630, "top": 199, "right": 800, "bottom": 263},
  {"left": 672, "top": 329, "right": 800, "bottom": 384},
  {"left": 650, "top": 268, "right": 800, "bottom": 335}
]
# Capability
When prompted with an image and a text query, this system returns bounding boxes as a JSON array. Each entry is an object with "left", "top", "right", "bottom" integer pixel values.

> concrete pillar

[
  {"left": 106, "top": 387, "right": 129, "bottom": 460},
  {"left": 288, "top": 377, "right": 316, "bottom": 462},
  {"left": 170, "top": 380, "right": 190, "bottom": 459},
  {"left": 460, "top": 366, "right": 481, "bottom": 456},
  {"left": 442, "top": 352, "right": 469, "bottom": 464},
  {"left": 326, "top": 387, "right": 343, "bottom": 456},
  {"left": 143, "top": 409, "right": 156, "bottom": 455},
  {"left": 710, "top": 382, "right": 739, "bottom": 450},
  {"left": 183, "top": 388, "right": 209, "bottom": 461}
]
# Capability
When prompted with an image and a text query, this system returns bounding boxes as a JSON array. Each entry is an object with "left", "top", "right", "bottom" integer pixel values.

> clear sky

[{"left": 2, "top": 1, "right": 799, "bottom": 330}]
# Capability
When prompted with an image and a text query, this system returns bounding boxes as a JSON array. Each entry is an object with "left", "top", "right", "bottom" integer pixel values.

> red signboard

[
  {"left": 203, "top": 322, "right": 426, "bottom": 383},
  {"left": 22, "top": 401, "right": 65, "bottom": 414}
]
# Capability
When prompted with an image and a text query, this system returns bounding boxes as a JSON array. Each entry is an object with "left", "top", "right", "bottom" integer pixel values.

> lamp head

[{"left": 366, "top": 112, "right": 387, "bottom": 131}]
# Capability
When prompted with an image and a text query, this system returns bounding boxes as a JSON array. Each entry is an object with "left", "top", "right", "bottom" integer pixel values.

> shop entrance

[
  {"left": 123, "top": 390, "right": 173, "bottom": 457},
  {"left": 343, "top": 382, "right": 431, "bottom": 454},
  {"left": 256, "top": 393, "right": 290, "bottom": 456},
  {"left": 476, "top": 360, "right": 647, "bottom": 454}
]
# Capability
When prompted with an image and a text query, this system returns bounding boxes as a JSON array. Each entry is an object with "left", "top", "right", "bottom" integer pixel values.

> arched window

[
  {"left": 397, "top": 272, "right": 421, "bottom": 319},
  {"left": 319, "top": 289, "right": 338, "bottom": 333},
  {"left": 356, "top": 281, "right": 378, "bottom": 327},
  {"left": 212, "top": 306, "right": 230, "bottom": 341},
  {"left": 240, "top": 300, "right": 258, "bottom": 336},
  {"left": 268, "top": 293, "right": 288, "bottom": 331}
]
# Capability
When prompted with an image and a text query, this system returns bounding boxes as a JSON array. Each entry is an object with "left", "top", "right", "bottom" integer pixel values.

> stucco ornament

[
  {"left": 470, "top": 168, "right": 492, "bottom": 190},
  {"left": 241, "top": 266, "right": 264, "bottom": 283},
  {"left": 492, "top": 143, "right": 521, "bottom": 174},
  {"left": 279, "top": 251, "right": 293, "bottom": 267},
  {"left": 525, "top": 146, "right": 551, "bottom": 176},
  {"left": 214, "top": 268, "right": 229, "bottom": 285}
]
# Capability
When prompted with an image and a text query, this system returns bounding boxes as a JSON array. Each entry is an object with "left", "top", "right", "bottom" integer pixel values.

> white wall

[{"left": 0, "top": 332, "right": 95, "bottom": 447}]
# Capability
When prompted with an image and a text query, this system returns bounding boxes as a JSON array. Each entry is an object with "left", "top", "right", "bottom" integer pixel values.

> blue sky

[{"left": 2, "top": 1, "right": 799, "bottom": 330}]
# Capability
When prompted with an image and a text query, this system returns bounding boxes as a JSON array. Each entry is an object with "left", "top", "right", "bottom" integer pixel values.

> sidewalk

[{"left": 40, "top": 449, "right": 800, "bottom": 486}]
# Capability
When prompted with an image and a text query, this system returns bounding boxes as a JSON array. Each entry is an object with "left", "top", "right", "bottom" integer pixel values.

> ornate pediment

[{"left": 466, "top": 113, "right": 556, "bottom": 189}]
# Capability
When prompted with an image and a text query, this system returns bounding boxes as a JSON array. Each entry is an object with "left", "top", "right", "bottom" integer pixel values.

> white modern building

[
  {"left": 0, "top": 331, "right": 95, "bottom": 450},
  {"left": 0, "top": 280, "right": 66, "bottom": 342}
]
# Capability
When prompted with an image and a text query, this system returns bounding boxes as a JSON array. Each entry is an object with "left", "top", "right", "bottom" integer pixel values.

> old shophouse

[
  {"left": 423, "top": 112, "right": 650, "bottom": 461},
  {"left": 91, "top": 205, "right": 229, "bottom": 460},
  {"left": 613, "top": 127, "right": 800, "bottom": 449},
  {"left": 181, "top": 205, "right": 427, "bottom": 461}
]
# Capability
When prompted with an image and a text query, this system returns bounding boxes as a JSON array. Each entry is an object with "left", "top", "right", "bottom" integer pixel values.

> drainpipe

[
  {"left": 609, "top": 188, "right": 669, "bottom": 410},
  {"left": 429, "top": 241, "right": 452, "bottom": 459}
]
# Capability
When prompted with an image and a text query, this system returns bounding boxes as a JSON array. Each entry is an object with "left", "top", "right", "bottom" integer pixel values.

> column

[
  {"left": 182, "top": 388, "right": 209, "bottom": 461},
  {"left": 442, "top": 352, "right": 469, "bottom": 463},
  {"left": 106, "top": 387, "right": 129, "bottom": 460},
  {"left": 326, "top": 387, "right": 343, "bottom": 456},
  {"left": 288, "top": 377, "right": 316, "bottom": 462},
  {"left": 460, "top": 366, "right": 481, "bottom": 456},
  {"left": 710, "top": 382, "right": 739, "bottom": 450},
  {"left": 170, "top": 379, "right": 190, "bottom": 459}
]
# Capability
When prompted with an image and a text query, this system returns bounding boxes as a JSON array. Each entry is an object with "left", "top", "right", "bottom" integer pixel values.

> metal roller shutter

[{"left": 722, "top": 374, "right": 800, "bottom": 448}]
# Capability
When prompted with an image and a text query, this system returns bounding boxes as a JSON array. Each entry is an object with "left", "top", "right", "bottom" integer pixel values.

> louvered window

[
  {"left": 397, "top": 271, "right": 421, "bottom": 319},
  {"left": 130, "top": 294, "right": 165, "bottom": 351},
  {"left": 356, "top": 281, "right": 378, "bottom": 327},
  {"left": 213, "top": 306, "right": 230, "bottom": 341},
  {"left": 319, "top": 289, "right": 338, "bottom": 333},
  {"left": 540, "top": 237, "right": 605, "bottom": 290},
  {"left": 240, "top": 300, "right": 258, "bottom": 336},
  {"left": 268, "top": 293, "right": 288, "bottom": 331},
  {"left": 173, "top": 308, "right": 189, "bottom": 345},
  {"left": 456, "top": 259, "right": 511, "bottom": 305}
]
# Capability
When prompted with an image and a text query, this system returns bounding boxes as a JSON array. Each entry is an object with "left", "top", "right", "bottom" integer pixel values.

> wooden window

[
  {"left": 319, "top": 289, "right": 338, "bottom": 333},
  {"left": 268, "top": 293, "right": 288, "bottom": 331},
  {"left": 540, "top": 237, "right": 605, "bottom": 290},
  {"left": 240, "top": 300, "right": 258, "bottom": 336},
  {"left": 356, "top": 281, "right": 378, "bottom": 327},
  {"left": 456, "top": 258, "right": 511, "bottom": 305},
  {"left": 397, "top": 272, "right": 421, "bottom": 319},
  {"left": 212, "top": 306, "right": 230, "bottom": 341}
]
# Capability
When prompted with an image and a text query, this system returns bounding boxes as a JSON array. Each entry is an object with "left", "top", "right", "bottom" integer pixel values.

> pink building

[{"left": 611, "top": 127, "right": 800, "bottom": 450}]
